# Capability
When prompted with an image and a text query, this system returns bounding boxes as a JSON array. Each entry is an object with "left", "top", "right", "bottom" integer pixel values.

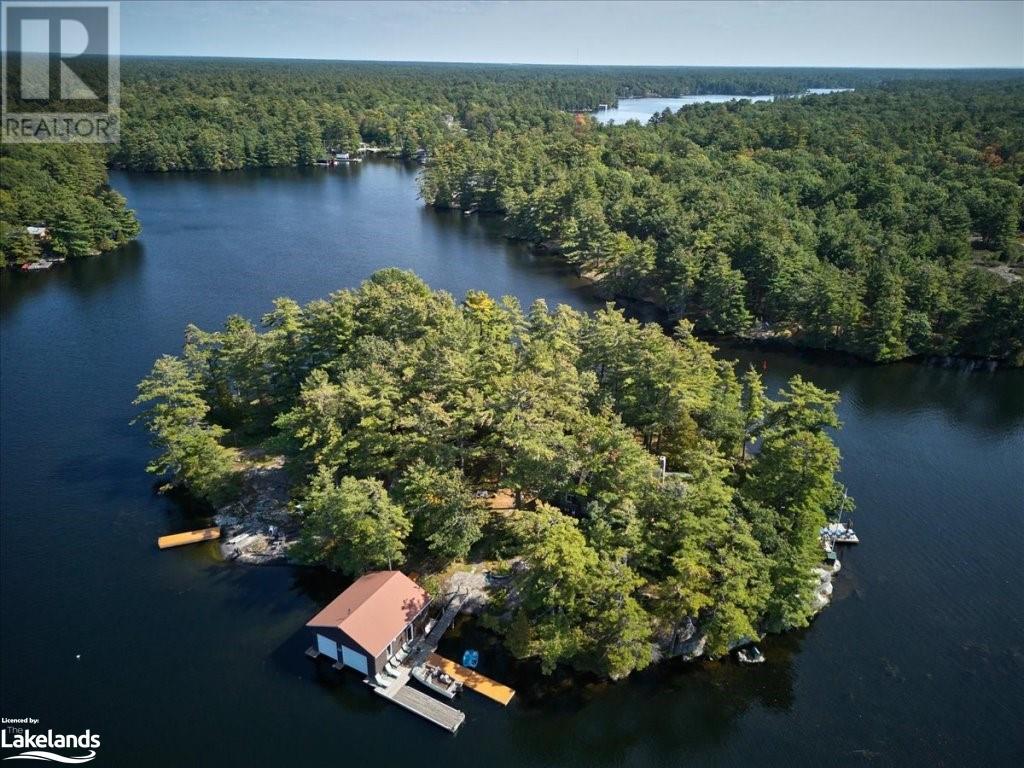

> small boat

[
  {"left": 821, "top": 521, "right": 859, "bottom": 545},
  {"left": 412, "top": 664, "right": 462, "bottom": 699},
  {"left": 737, "top": 646, "right": 765, "bottom": 664},
  {"left": 20, "top": 260, "right": 53, "bottom": 271},
  {"left": 821, "top": 536, "right": 839, "bottom": 563},
  {"left": 462, "top": 649, "right": 479, "bottom": 669}
]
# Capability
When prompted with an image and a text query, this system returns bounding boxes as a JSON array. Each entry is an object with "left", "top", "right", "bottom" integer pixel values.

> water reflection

[
  {"left": 0, "top": 241, "right": 145, "bottom": 317},
  {"left": 3, "top": 161, "right": 1022, "bottom": 767},
  {"left": 720, "top": 342, "right": 1024, "bottom": 436}
]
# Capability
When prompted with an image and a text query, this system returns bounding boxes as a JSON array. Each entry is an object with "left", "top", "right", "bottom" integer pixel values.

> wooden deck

[
  {"left": 311, "top": 585, "right": 508, "bottom": 733},
  {"left": 371, "top": 663, "right": 465, "bottom": 733},
  {"left": 362, "top": 590, "right": 478, "bottom": 732},
  {"left": 427, "top": 653, "right": 515, "bottom": 706},
  {"left": 384, "top": 684, "right": 466, "bottom": 733}
]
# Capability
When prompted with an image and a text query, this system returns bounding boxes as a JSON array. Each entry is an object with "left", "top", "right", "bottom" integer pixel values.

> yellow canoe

[{"left": 157, "top": 526, "right": 221, "bottom": 549}]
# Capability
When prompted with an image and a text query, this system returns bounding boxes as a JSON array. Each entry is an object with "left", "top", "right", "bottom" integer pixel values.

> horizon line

[{"left": 8, "top": 51, "right": 1021, "bottom": 71}]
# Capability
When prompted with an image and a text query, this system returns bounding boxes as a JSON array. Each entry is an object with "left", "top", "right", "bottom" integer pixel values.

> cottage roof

[{"left": 306, "top": 571, "right": 430, "bottom": 657}]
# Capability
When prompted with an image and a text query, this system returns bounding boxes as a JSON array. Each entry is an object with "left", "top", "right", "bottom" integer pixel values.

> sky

[{"left": 26, "top": 0, "right": 1024, "bottom": 67}]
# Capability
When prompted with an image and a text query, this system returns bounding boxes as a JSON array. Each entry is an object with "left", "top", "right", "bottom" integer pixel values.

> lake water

[
  {"left": 2, "top": 160, "right": 1022, "bottom": 767},
  {"left": 594, "top": 90, "right": 852, "bottom": 124}
]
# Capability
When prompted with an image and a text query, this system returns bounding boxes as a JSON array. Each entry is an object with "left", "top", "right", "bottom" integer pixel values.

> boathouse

[{"left": 306, "top": 571, "right": 430, "bottom": 677}]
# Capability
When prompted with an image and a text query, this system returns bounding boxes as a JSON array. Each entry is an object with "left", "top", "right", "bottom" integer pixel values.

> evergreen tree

[
  {"left": 397, "top": 461, "right": 485, "bottom": 563},
  {"left": 134, "top": 355, "right": 236, "bottom": 504},
  {"left": 297, "top": 470, "right": 410, "bottom": 575}
]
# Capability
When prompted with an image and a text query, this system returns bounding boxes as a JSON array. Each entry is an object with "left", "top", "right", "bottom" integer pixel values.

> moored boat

[
  {"left": 411, "top": 663, "right": 462, "bottom": 699},
  {"left": 821, "top": 521, "right": 859, "bottom": 544},
  {"left": 737, "top": 646, "right": 765, "bottom": 664},
  {"left": 20, "top": 260, "right": 53, "bottom": 271}
]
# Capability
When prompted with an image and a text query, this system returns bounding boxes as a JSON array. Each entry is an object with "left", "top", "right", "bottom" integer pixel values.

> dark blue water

[{"left": 2, "top": 160, "right": 1022, "bottom": 767}]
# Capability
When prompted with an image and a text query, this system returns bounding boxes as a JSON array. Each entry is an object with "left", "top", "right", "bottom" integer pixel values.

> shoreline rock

[
  {"left": 656, "top": 562, "right": 838, "bottom": 662},
  {"left": 214, "top": 461, "right": 840, "bottom": 666},
  {"left": 215, "top": 453, "right": 299, "bottom": 565}
]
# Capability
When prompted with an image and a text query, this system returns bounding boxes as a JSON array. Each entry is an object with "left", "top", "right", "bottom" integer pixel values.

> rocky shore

[
  {"left": 437, "top": 556, "right": 840, "bottom": 664},
  {"left": 213, "top": 454, "right": 841, "bottom": 661},
  {"left": 214, "top": 453, "right": 299, "bottom": 565}
]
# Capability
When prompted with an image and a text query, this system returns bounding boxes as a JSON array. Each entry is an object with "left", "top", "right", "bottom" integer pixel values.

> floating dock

[
  {"left": 821, "top": 522, "right": 859, "bottom": 545},
  {"left": 373, "top": 668, "right": 465, "bottom": 733},
  {"left": 157, "top": 526, "right": 221, "bottom": 549},
  {"left": 427, "top": 653, "right": 515, "bottom": 706}
]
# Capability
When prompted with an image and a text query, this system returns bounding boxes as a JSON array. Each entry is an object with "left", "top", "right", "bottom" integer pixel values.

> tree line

[
  {"left": 421, "top": 81, "right": 1024, "bottom": 365},
  {"left": 5, "top": 60, "right": 1019, "bottom": 365},
  {"left": 106, "top": 57, "right": 1023, "bottom": 174},
  {"left": 136, "top": 269, "right": 850, "bottom": 679}
]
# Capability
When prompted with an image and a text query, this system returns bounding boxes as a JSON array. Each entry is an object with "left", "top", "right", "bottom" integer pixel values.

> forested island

[
  {"left": 2, "top": 59, "right": 1020, "bottom": 365},
  {"left": 137, "top": 269, "right": 850, "bottom": 678},
  {"left": 0, "top": 144, "right": 139, "bottom": 267}
]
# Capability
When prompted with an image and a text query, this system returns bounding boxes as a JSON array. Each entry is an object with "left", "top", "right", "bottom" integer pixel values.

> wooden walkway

[
  {"left": 427, "top": 653, "right": 515, "bottom": 706},
  {"left": 370, "top": 654, "right": 466, "bottom": 733},
  {"left": 333, "top": 587, "right": 511, "bottom": 732},
  {"left": 384, "top": 684, "right": 465, "bottom": 733},
  {"left": 363, "top": 590, "right": 473, "bottom": 733}
]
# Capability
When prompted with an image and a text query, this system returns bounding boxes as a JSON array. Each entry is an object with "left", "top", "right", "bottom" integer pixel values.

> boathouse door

[
  {"left": 341, "top": 645, "right": 368, "bottom": 674},
  {"left": 316, "top": 634, "right": 338, "bottom": 661}
]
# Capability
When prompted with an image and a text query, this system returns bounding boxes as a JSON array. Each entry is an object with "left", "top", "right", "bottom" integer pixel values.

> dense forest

[
  {"left": 422, "top": 82, "right": 1024, "bottom": 365},
  {"left": 108, "top": 58, "right": 1024, "bottom": 171},
  {"left": 0, "top": 144, "right": 139, "bottom": 267},
  {"left": 108, "top": 59, "right": 878, "bottom": 171},
  {"left": 136, "top": 269, "right": 850, "bottom": 678},
  {"left": 3, "top": 59, "right": 1021, "bottom": 365}
]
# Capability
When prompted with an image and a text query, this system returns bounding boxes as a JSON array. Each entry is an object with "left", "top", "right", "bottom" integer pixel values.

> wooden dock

[
  {"left": 363, "top": 590, "right": 475, "bottom": 732},
  {"left": 427, "top": 653, "right": 515, "bottom": 705},
  {"left": 157, "top": 526, "right": 220, "bottom": 549},
  {"left": 821, "top": 522, "right": 860, "bottom": 545},
  {"left": 382, "top": 683, "right": 466, "bottom": 733},
  {"left": 322, "top": 586, "right": 511, "bottom": 732},
  {"left": 370, "top": 661, "right": 466, "bottom": 733}
]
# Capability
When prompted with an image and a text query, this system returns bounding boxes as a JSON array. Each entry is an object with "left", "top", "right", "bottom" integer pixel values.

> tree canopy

[
  {"left": 6, "top": 61, "right": 1020, "bottom": 367},
  {"left": 0, "top": 144, "right": 139, "bottom": 267},
  {"left": 421, "top": 82, "right": 1024, "bottom": 365},
  {"left": 137, "top": 269, "right": 851, "bottom": 678}
]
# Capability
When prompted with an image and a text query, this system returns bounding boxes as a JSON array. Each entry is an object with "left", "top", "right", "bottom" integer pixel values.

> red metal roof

[{"left": 306, "top": 571, "right": 430, "bottom": 657}]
